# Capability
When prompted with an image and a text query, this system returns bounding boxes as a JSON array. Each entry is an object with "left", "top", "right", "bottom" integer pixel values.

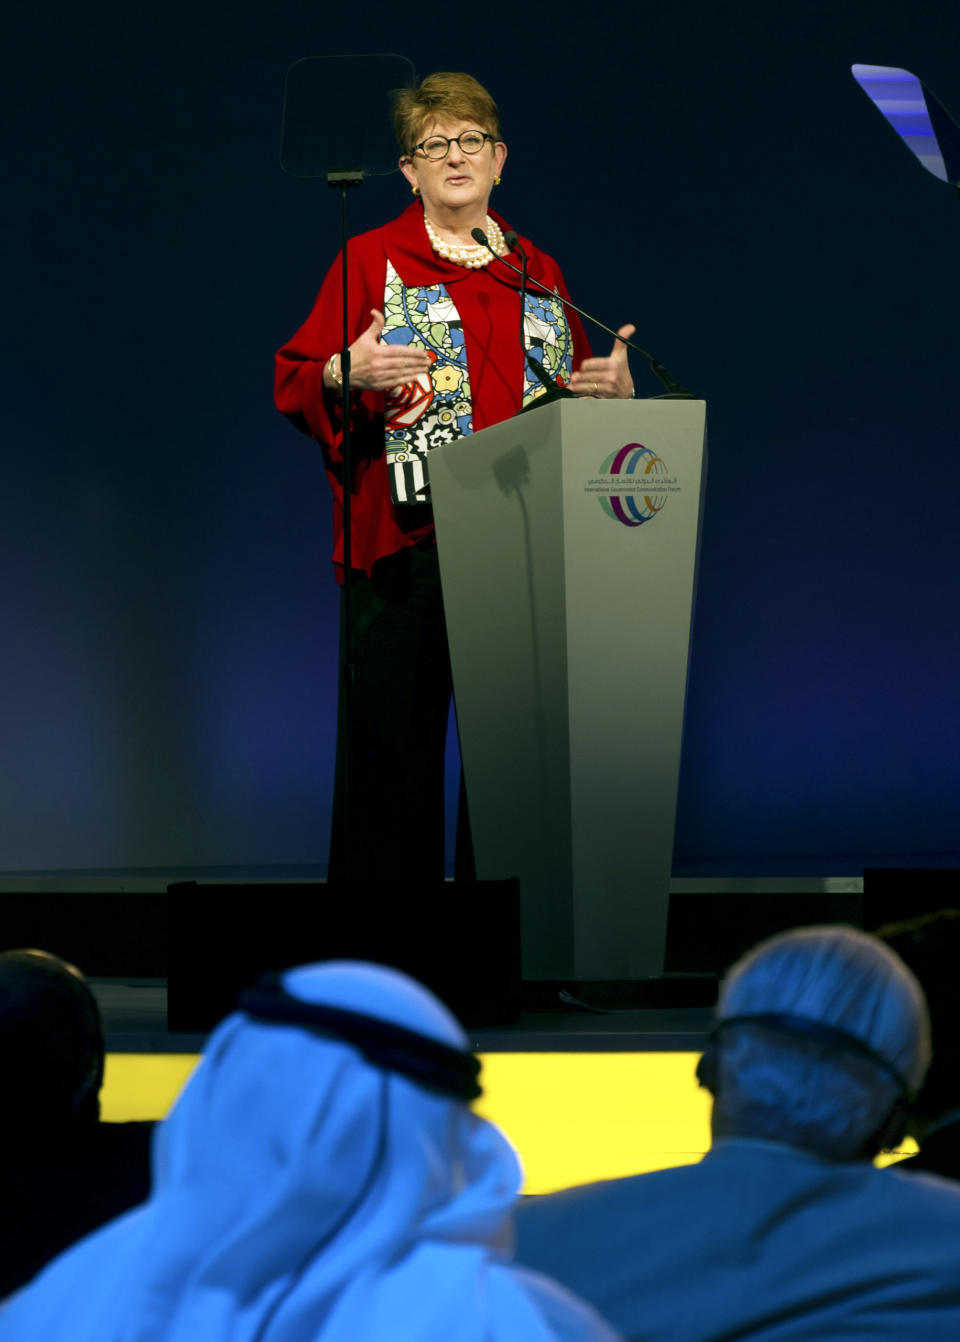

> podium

[{"left": 429, "top": 398, "right": 707, "bottom": 979}]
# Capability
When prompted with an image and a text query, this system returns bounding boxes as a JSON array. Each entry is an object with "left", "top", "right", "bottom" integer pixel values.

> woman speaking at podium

[{"left": 275, "top": 71, "right": 635, "bottom": 885}]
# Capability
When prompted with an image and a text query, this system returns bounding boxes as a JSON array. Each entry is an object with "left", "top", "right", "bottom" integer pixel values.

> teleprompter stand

[{"left": 280, "top": 54, "right": 414, "bottom": 880}]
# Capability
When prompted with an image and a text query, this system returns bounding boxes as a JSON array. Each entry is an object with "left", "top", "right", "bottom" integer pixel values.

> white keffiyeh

[{"left": 0, "top": 961, "right": 622, "bottom": 1342}]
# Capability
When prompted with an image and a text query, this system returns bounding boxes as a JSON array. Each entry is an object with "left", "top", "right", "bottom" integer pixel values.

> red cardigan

[{"left": 274, "top": 201, "right": 591, "bottom": 579}]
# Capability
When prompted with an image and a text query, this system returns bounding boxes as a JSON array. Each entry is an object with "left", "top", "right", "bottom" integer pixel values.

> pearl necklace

[{"left": 423, "top": 214, "right": 504, "bottom": 269}]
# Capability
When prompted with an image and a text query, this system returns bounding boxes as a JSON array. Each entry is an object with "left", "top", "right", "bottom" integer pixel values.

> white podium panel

[{"left": 429, "top": 399, "right": 706, "bottom": 978}]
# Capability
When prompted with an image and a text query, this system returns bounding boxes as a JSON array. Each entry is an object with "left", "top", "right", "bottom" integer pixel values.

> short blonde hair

[{"left": 391, "top": 72, "right": 501, "bottom": 154}]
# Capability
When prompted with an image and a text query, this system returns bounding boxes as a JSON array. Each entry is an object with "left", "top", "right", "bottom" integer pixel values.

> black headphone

[
  {"left": 236, "top": 973, "right": 483, "bottom": 1103},
  {"left": 696, "top": 1012, "right": 913, "bottom": 1152}
]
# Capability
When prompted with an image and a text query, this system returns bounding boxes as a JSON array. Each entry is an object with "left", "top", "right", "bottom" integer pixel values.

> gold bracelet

[{"left": 326, "top": 353, "right": 343, "bottom": 389}]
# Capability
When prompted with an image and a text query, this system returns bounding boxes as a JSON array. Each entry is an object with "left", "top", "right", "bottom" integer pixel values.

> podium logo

[{"left": 588, "top": 443, "right": 674, "bottom": 527}]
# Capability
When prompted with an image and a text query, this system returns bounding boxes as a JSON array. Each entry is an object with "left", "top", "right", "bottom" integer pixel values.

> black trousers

[{"left": 328, "top": 541, "right": 475, "bottom": 883}]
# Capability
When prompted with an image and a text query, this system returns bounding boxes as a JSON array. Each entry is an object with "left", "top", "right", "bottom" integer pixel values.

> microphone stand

[
  {"left": 472, "top": 228, "right": 693, "bottom": 399},
  {"left": 279, "top": 52, "right": 418, "bottom": 886}
]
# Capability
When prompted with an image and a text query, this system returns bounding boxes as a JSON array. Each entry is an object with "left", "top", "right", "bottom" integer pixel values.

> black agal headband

[
  {"left": 236, "top": 974, "right": 483, "bottom": 1102},
  {"left": 710, "top": 1012, "right": 912, "bottom": 1098}
]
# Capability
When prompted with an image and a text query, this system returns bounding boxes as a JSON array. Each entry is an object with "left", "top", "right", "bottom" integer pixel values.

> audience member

[
  {"left": 880, "top": 908, "right": 960, "bottom": 1181},
  {"left": 0, "top": 949, "right": 153, "bottom": 1299},
  {"left": 515, "top": 925, "right": 960, "bottom": 1341},
  {"left": 0, "top": 960, "right": 623, "bottom": 1341}
]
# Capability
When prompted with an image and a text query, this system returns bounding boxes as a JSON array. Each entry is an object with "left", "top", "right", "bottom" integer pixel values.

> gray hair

[{"left": 707, "top": 925, "right": 931, "bottom": 1159}]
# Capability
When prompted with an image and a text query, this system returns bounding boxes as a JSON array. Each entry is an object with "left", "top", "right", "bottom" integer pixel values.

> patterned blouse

[{"left": 381, "top": 261, "right": 574, "bottom": 505}]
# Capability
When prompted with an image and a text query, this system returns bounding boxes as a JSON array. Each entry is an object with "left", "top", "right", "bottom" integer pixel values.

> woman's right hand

[{"left": 325, "top": 309, "right": 432, "bottom": 391}]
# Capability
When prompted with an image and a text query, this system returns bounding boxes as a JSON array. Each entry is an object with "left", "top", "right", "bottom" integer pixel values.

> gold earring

[
  {"left": 411, "top": 184, "right": 420, "bottom": 196},
  {"left": 493, "top": 175, "right": 501, "bottom": 186}
]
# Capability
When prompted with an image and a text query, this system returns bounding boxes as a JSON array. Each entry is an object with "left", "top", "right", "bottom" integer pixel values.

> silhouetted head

[
  {"left": 698, "top": 926, "right": 930, "bottom": 1160},
  {"left": 0, "top": 950, "right": 104, "bottom": 1152},
  {"left": 879, "top": 909, "right": 960, "bottom": 1132}
]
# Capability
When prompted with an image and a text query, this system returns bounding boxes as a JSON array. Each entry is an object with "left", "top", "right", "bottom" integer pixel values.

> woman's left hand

[{"left": 568, "top": 324, "right": 636, "bottom": 399}]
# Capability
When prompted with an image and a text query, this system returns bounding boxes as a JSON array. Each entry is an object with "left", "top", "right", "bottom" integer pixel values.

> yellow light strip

[
  {"left": 102, "top": 1054, "right": 198, "bottom": 1122},
  {"left": 474, "top": 1053, "right": 711, "bottom": 1192},
  {"left": 101, "top": 1051, "right": 914, "bottom": 1194}
]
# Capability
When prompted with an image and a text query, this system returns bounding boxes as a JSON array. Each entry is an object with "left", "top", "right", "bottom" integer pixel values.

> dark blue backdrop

[{"left": 4, "top": 0, "right": 959, "bottom": 876}]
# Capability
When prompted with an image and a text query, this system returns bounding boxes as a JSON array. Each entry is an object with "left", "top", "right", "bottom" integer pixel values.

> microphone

[
  {"left": 471, "top": 227, "right": 691, "bottom": 399},
  {"left": 472, "top": 228, "right": 576, "bottom": 406}
]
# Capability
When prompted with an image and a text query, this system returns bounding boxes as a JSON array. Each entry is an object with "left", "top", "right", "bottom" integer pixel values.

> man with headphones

[{"left": 515, "top": 925, "right": 960, "bottom": 1342}]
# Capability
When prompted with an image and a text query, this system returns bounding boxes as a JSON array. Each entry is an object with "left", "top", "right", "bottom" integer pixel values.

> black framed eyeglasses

[{"left": 410, "top": 131, "right": 495, "bottom": 161}]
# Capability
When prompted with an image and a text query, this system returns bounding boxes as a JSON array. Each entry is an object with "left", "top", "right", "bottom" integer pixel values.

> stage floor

[{"left": 90, "top": 977, "right": 714, "bottom": 1055}]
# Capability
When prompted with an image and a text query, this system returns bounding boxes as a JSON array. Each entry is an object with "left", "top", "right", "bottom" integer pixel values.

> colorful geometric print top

[
  {"left": 381, "top": 261, "right": 574, "bottom": 506},
  {"left": 520, "top": 287, "right": 574, "bottom": 407}
]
